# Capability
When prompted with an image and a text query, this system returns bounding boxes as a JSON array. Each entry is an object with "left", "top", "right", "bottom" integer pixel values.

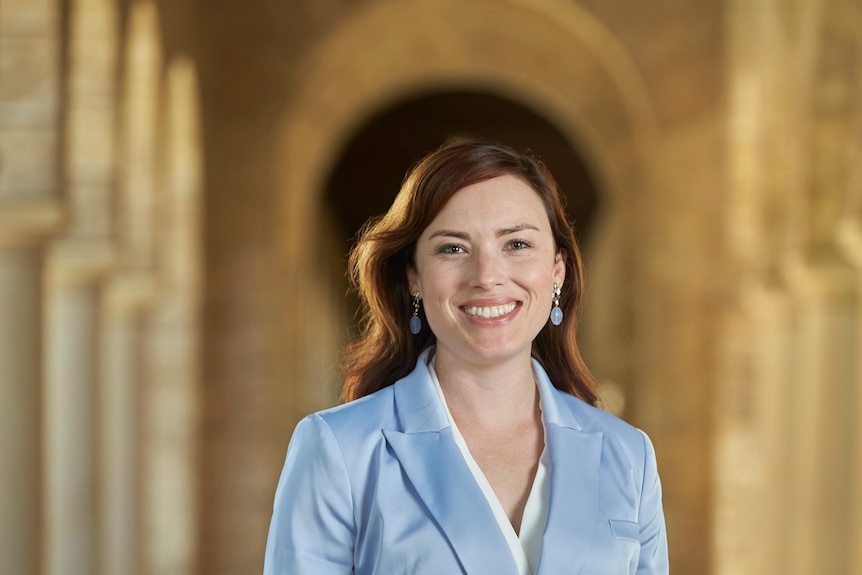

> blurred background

[{"left": 1, "top": 0, "right": 860, "bottom": 573}]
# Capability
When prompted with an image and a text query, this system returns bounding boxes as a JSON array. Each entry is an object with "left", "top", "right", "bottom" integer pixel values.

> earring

[
  {"left": 410, "top": 291, "right": 422, "bottom": 334},
  {"left": 550, "top": 283, "right": 563, "bottom": 326}
]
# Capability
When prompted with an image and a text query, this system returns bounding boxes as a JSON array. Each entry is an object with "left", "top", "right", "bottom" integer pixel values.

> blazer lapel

[
  {"left": 532, "top": 360, "right": 604, "bottom": 575},
  {"left": 383, "top": 429, "right": 517, "bottom": 574},
  {"left": 535, "top": 424, "right": 603, "bottom": 575},
  {"left": 383, "top": 350, "right": 519, "bottom": 575}
]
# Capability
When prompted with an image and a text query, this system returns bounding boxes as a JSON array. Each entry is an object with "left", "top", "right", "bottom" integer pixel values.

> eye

[
  {"left": 508, "top": 239, "right": 531, "bottom": 250},
  {"left": 438, "top": 244, "right": 465, "bottom": 254}
]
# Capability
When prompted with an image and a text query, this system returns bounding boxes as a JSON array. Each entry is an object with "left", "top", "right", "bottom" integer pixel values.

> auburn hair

[{"left": 340, "top": 139, "right": 599, "bottom": 406}]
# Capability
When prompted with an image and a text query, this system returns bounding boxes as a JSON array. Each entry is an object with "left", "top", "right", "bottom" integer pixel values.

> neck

[{"left": 433, "top": 348, "right": 540, "bottom": 429}]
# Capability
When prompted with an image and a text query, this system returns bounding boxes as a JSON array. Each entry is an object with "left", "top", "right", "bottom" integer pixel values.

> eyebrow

[
  {"left": 497, "top": 223, "right": 540, "bottom": 236},
  {"left": 428, "top": 223, "right": 540, "bottom": 240}
]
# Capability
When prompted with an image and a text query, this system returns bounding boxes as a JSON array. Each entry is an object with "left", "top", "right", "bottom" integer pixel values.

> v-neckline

[{"left": 427, "top": 356, "right": 550, "bottom": 575}]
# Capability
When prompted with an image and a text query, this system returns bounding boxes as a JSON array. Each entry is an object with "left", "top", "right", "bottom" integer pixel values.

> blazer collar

[
  {"left": 390, "top": 347, "right": 449, "bottom": 433},
  {"left": 531, "top": 356, "right": 583, "bottom": 430},
  {"left": 386, "top": 348, "right": 603, "bottom": 575},
  {"left": 391, "top": 348, "right": 588, "bottom": 433}
]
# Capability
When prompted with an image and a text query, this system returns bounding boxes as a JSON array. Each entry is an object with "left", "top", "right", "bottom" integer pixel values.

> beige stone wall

[
  {"left": 0, "top": 0, "right": 859, "bottom": 573},
  {"left": 719, "top": 1, "right": 862, "bottom": 574}
]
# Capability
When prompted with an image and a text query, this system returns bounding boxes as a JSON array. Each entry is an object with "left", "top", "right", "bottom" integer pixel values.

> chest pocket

[{"left": 609, "top": 519, "right": 639, "bottom": 542}]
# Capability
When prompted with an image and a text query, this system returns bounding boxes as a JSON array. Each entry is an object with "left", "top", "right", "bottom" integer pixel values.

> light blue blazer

[{"left": 264, "top": 348, "right": 668, "bottom": 574}]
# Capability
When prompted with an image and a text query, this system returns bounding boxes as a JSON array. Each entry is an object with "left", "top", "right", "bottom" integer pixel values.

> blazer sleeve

[
  {"left": 263, "top": 414, "right": 356, "bottom": 575},
  {"left": 637, "top": 430, "right": 669, "bottom": 574}
]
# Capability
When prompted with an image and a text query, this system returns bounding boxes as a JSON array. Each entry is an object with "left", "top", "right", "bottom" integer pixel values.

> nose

[{"left": 469, "top": 248, "right": 505, "bottom": 288}]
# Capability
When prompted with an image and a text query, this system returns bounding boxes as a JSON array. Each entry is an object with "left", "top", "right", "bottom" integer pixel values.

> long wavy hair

[{"left": 340, "top": 139, "right": 599, "bottom": 406}]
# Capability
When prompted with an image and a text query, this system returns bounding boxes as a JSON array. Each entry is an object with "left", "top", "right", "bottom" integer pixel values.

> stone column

[
  {"left": 0, "top": 0, "right": 62, "bottom": 573},
  {"left": 98, "top": 284, "right": 150, "bottom": 575},
  {"left": 96, "top": 2, "right": 160, "bottom": 573},
  {"left": 0, "top": 245, "right": 47, "bottom": 575},
  {"left": 43, "top": 0, "right": 118, "bottom": 572},
  {"left": 716, "top": 1, "right": 788, "bottom": 572},
  {"left": 43, "top": 271, "right": 101, "bottom": 575},
  {"left": 139, "top": 55, "right": 202, "bottom": 575},
  {"left": 783, "top": 1, "right": 862, "bottom": 570},
  {"left": 841, "top": 105, "right": 862, "bottom": 575},
  {"left": 779, "top": 262, "right": 857, "bottom": 575}
]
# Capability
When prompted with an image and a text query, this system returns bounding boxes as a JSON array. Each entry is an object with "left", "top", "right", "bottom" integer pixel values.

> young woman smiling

[{"left": 264, "top": 140, "right": 668, "bottom": 575}]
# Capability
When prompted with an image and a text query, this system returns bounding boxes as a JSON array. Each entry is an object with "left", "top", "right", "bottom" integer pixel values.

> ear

[
  {"left": 406, "top": 263, "right": 420, "bottom": 295},
  {"left": 553, "top": 249, "right": 567, "bottom": 286}
]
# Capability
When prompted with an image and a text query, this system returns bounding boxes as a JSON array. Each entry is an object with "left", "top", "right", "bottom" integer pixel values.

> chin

[{"left": 461, "top": 340, "right": 532, "bottom": 364}]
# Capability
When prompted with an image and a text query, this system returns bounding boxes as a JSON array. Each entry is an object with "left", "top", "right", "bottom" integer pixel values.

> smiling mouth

[{"left": 462, "top": 303, "right": 518, "bottom": 319}]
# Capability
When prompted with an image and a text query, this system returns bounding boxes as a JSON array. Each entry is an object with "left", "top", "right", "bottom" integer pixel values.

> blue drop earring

[
  {"left": 410, "top": 291, "right": 422, "bottom": 334},
  {"left": 550, "top": 283, "right": 563, "bottom": 326}
]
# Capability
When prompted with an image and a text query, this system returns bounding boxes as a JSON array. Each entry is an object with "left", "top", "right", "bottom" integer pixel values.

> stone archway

[
  {"left": 324, "top": 90, "right": 599, "bottom": 248},
  {"left": 276, "top": 0, "right": 657, "bottom": 202},
  {"left": 268, "top": 1, "right": 713, "bottom": 572},
  {"left": 322, "top": 89, "right": 602, "bottom": 395},
  {"left": 274, "top": 0, "right": 658, "bottom": 416}
]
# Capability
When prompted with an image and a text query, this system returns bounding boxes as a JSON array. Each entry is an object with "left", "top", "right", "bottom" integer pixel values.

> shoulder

[
  {"left": 299, "top": 347, "right": 440, "bottom": 442},
  {"left": 533, "top": 357, "right": 652, "bottom": 453},
  {"left": 299, "top": 384, "right": 397, "bottom": 442},
  {"left": 279, "top": 386, "right": 398, "bottom": 491},
  {"left": 548, "top": 387, "right": 656, "bottom": 462}
]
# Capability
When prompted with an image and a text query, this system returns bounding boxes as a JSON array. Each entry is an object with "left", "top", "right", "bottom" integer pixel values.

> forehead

[{"left": 427, "top": 175, "right": 549, "bottom": 228}]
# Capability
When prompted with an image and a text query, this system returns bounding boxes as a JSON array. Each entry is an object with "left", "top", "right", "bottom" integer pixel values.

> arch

[
  {"left": 324, "top": 89, "right": 599, "bottom": 245},
  {"left": 323, "top": 90, "right": 603, "bottom": 388},
  {"left": 276, "top": 0, "right": 656, "bottom": 210},
  {"left": 274, "top": 0, "right": 659, "bottom": 416}
]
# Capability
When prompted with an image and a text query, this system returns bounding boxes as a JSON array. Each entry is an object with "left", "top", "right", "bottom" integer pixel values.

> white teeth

[{"left": 464, "top": 303, "right": 517, "bottom": 318}]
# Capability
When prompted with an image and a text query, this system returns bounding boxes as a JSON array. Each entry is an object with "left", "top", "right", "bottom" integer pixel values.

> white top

[{"left": 427, "top": 357, "right": 550, "bottom": 575}]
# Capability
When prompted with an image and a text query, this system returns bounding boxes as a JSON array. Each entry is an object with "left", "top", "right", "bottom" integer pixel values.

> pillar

[
  {"left": 0, "top": 0, "right": 62, "bottom": 572},
  {"left": 43, "top": 0, "right": 118, "bottom": 572},
  {"left": 96, "top": 2, "right": 160, "bottom": 572},
  {"left": 98, "top": 286, "right": 149, "bottom": 575},
  {"left": 139, "top": 55, "right": 202, "bottom": 575},
  {"left": 0, "top": 246, "right": 46, "bottom": 575}
]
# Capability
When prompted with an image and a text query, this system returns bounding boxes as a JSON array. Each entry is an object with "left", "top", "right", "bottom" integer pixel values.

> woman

[{"left": 264, "top": 140, "right": 668, "bottom": 574}]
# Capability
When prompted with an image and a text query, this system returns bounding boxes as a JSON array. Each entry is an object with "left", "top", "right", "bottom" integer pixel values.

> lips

[{"left": 462, "top": 302, "right": 518, "bottom": 319}]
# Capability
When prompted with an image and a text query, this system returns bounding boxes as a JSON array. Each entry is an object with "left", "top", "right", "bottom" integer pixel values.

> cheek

[
  {"left": 420, "top": 261, "right": 464, "bottom": 291},
  {"left": 423, "top": 276, "right": 456, "bottom": 304},
  {"left": 513, "top": 261, "right": 555, "bottom": 288}
]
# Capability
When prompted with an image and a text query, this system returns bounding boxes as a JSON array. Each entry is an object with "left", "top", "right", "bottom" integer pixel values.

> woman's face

[{"left": 407, "top": 174, "right": 566, "bottom": 368}]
